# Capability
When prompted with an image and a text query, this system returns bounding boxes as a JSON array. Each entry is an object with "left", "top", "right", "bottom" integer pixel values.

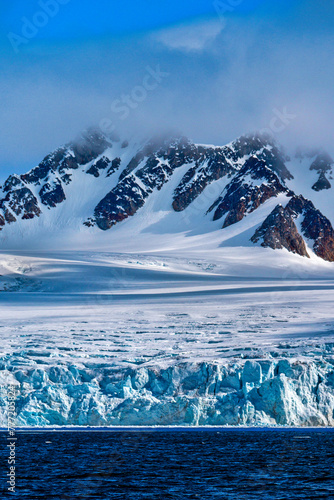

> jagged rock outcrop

[
  {"left": 94, "top": 175, "right": 149, "bottom": 230},
  {"left": 0, "top": 128, "right": 116, "bottom": 226},
  {"left": 252, "top": 195, "right": 334, "bottom": 261},
  {"left": 172, "top": 133, "right": 292, "bottom": 213},
  {"left": 251, "top": 203, "right": 309, "bottom": 257},
  {"left": 172, "top": 147, "right": 234, "bottom": 212},
  {"left": 93, "top": 132, "right": 294, "bottom": 230},
  {"left": 312, "top": 172, "right": 331, "bottom": 191},
  {"left": 39, "top": 180, "right": 66, "bottom": 208},
  {"left": 208, "top": 156, "right": 290, "bottom": 227},
  {"left": 295, "top": 197, "right": 334, "bottom": 261},
  {"left": 0, "top": 187, "right": 41, "bottom": 222},
  {"left": 310, "top": 152, "right": 333, "bottom": 192},
  {"left": 86, "top": 156, "right": 113, "bottom": 178},
  {"left": 94, "top": 136, "right": 199, "bottom": 230}
]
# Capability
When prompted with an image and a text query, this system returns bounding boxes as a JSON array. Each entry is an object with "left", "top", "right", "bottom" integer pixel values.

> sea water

[{"left": 1, "top": 428, "right": 334, "bottom": 499}]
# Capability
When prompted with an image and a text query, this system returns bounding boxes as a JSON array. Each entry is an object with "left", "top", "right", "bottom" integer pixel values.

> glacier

[
  {"left": 1, "top": 251, "right": 334, "bottom": 427},
  {"left": 1, "top": 357, "right": 334, "bottom": 427}
]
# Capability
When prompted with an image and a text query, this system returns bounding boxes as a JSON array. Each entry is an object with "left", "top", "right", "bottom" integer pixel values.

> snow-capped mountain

[{"left": 1, "top": 128, "right": 334, "bottom": 262}]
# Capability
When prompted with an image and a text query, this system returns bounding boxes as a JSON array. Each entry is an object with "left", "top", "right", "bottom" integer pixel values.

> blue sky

[
  {"left": 1, "top": 0, "right": 334, "bottom": 177},
  {"left": 1, "top": 1, "right": 266, "bottom": 41}
]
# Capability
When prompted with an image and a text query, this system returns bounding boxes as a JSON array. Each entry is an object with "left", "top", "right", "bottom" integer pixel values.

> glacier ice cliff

[{"left": 1, "top": 357, "right": 334, "bottom": 427}]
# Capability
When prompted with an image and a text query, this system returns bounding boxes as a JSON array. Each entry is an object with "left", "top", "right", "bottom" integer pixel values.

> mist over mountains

[{"left": 1, "top": 127, "right": 334, "bottom": 264}]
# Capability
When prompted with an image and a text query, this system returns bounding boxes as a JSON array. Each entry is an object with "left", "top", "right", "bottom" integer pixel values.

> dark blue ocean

[{"left": 1, "top": 428, "right": 334, "bottom": 499}]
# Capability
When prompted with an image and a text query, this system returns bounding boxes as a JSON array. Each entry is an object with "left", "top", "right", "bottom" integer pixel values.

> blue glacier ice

[{"left": 1, "top": 358, "right": 334, "bottom": 427}]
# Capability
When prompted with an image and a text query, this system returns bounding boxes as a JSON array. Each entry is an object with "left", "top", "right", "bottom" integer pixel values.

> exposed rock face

[
  {"left": 0, "top": 187, "right": 41, "bottom": 222},
  {"left": 251, "top": 203, "right": 309, "bottom": 257},
  {"left": 0, "top": 128, "right": 117, "bottom": 229},
  {"left": 3, "top": 174, "right": 24, "bottom": 192},
  {"left": 21, "top": 148, "right": 69, "bottom": 184},
  {"left": 297, "top": 198, "right": 334, "bottom": 261},
  {"left": 310, "top": 152, "right": 333, "bottom": 192},
  {"left": 71, "top": 129, "right": 112, "bottom": 165},
  {"left": 39, "top": 180, "right": 66, "bottom": 208},
  {"left": 94, "top": 176, "right": 149, "bottom": 230},
  {"left": 2, "top": 359, "right": 334, "bottom": 426},
  {"left": 312, "top": 172, "right": 331, "bottom": 191},
  {"left": 229, "top": 134, "right": 293, "bottom": 181},
  {"left": 208, "top": 156, "right": 290, "bottom": 227},
  {"left": 106, "top": 158, "right": 121, "bottom": 177},
  {"left": 91, "top": 132, "right": 294, "bottom": 231},
  {"left": 118, "top": 135, "right": 182, "bottom": 181},
  {"left": 172, "top": 147, "right": 233, "bottom": 212},
  {"left": 252, "top": 195, "right": 334, "bottom": 261},
  {"left": 94, "top": 136, "right": 200, "bottom": 230},
  {"left": 172, "top": 133, "right": 291, "bottom": 213},
  {"left": 86, "top": 156, "right": 111, "bottom": 178}
]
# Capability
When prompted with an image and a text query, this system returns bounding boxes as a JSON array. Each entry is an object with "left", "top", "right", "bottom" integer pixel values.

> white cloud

[{"left": 154, "top": 19, "right": 223, "bottom": 52}]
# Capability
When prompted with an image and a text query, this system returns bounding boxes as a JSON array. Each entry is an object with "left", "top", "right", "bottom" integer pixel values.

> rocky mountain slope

[{"left": 1, "top": 128, "right": 334, "bottom": 262}]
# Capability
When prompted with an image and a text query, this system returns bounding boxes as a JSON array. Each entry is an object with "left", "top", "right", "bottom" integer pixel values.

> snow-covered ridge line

[
  {"left": 1, "top": 358, "right": 333, "bottom": 427},
  {"left": 1, "top": 128, "right": 333, "bottom": 263}
]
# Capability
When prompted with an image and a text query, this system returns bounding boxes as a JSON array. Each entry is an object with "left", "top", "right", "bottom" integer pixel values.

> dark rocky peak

[
  {"left": 237, "top": 155, "right": 287, "bottom": 180},
  {"left": 70, "top": 128, "right": 112, "bottom": 166},
  {"left": 207, "top": 156, "right": 290, "bottom": 228},
  {"left": 0, "top": 128, "right": 116, "bottom": 228},
  {"left": 256, "top": 146, "right": 292, "bottom": 181},
  {"left": 0, "top": 173, "right": 42, "bottom": 226},
  {"left": 285, "top": 194, "right": 313, "bottom": 215},
  {"left": 309, "top": 151, "right": 333, "bottom": 192},
  {"left": 3, "top": 174, "right": 25, "bottom": 192},
  {"left": 136, "top": 158, "right": 174, "bottom": 191},
  {"left": 91, "top": 136, "right": 194, "bottom": 231},
  {"left": 172, "top": 146, "right": 235, "bottom": 213},
  {"left": 172, "top": 132, "right": 292, "bottom": 214},
  {"left": 231, "top": 132, "right": 292, "bottom": 180},
  {"left": 21, "top": 128, "right": 113, "bottom": 186},
  {"left": 118, "top": 134, "right": 193, "bottom": 183},
  {"left": 227, "top": 133, "right": 291, "bottom": 178},
  {"left": 118, "top": 136, "right": 167, "bottom": 182},
  {"left": 0, "top": 187, "right": 41, "bottom": 223},
  {"left": 21, "top": 147, "right": 67, "bottom": 185},
  {"left": 289, "top": 196, "right": 334, "bottom": 262},
  {"left": 228, "top": 132, "right": 274, "bottom": 155},
  {"left": 156, "top": 136, "right": 202, "bottom": 167},
  {"left": 252, "top": 195, "right": 334, "bottom": 261},
  {"left": 251, "top": 203, "right": 308, "bottom": 257}
]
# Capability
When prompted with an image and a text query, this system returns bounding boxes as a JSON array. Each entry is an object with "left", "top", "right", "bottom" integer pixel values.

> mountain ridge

[{"left": 1, "top": 127, "right": 334, "bottom": 263}]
